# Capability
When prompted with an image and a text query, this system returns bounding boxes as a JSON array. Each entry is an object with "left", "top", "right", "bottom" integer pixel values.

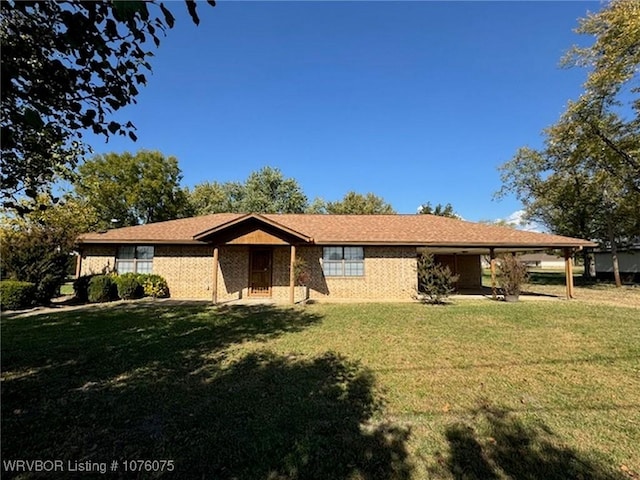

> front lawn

[{"left": 2, "top": 298, "right": 639, "bottom": 479}]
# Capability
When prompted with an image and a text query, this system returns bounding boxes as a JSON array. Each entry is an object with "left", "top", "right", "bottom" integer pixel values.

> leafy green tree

[
  {"left": 187, "top": 167, "right": 308, "bottom": 215},
  {"left": 417, "top": 202, "right": 459, "bottom": 218},
  {"left": 305, "top": 197, "right": 329, "bottom": 214},
  {"left": 325, "top": 192, "right": 395, "bottom": 214},
  {"left": 497, "top": 0, "right": 640, "bottom": 285},
  {"left": 560, "top": 0, "right": 640, "bottom": 193},
  {"left": 186, "top": 181, "right": 244, "bottom": 215},
  {"left": 74, "top": 151, "right": 189, "bottom": 227},
  {"left": 240, "top": 167, "right": 308, "bottom": 213},
  {"left": 0, "top": 0, "right": 214, "bottom": 213},
  {"left": 0, "top": 195, "right": 102, "bottom": 303}
]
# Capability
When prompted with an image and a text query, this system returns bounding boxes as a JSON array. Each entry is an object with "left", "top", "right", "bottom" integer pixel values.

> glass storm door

[{"left": 249, "top": 249, "right": 272, "bottom": 296}]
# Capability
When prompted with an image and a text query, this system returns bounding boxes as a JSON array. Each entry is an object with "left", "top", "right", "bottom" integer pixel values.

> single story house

[
  {"left": 76, "top": 213, "right": 596, "bottom": 303},
  {"left": 480, "top": 252, "right": 569, "bottom": 270}
]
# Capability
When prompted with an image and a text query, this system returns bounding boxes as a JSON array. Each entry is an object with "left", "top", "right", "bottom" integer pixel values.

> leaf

[
  {"left": 108, "top": 122, "right": 120, "bottom": 134},
  {"left": 24, "top": 109, "right": 45, "bottom": 129},
  {"left": 128, "top": 131, "right": 138, "bottom": 142},
  {"left": 159, "top": 3, "right": 175, "bottom": 28},
  {"left": 185, "top": 0, "right": 200, "bottom": 26}
]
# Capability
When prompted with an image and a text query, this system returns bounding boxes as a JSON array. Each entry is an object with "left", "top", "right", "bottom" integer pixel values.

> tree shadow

[
  {"left": 1, "top": 303, "right": 412, "bottom": 479},
  {"left": 434, "top": 401, "right": 626, "bottom": 480}
]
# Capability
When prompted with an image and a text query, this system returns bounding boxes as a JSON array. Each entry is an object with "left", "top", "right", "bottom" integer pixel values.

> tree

[
  {"left": 0, "top": 0, "right": 214, "bottom": 212},
  {"left": 417, "top": 202, "right": 459, "bottom": 218},
  {"left": 187, "top": 167, "right": 308, "bottom": 215},
  {"left": 186, "top": 181, "right": 244, "bottom": 215},
  {"left": 241, "top": 167, "right": 308, "bottom": 213},
  {"left": 325, "top": 192, "right": 395, "bottom": 214},
  {"left": 0, "top": 195, "right": 99, "bottom": 304},
  {"left": 74, "top": 151, "right": 189, "bottom": 227},
  {"left": 497, "top": 0, "right": 640, "bottom": 284},
  {"left": 305, "top": 197, "right": 329, "bottom": 214},
  {"left": 560, "top": 0, "right": 640, "bottom": 194}
]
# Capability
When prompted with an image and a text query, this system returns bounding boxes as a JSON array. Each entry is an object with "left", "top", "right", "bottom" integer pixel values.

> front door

[{"left": 249, "top": 249, "right": 272, "bottom": 297}]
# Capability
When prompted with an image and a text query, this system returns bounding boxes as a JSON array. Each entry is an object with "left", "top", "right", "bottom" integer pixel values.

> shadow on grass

[
  {"left": 431, "top": 401, "right": 626, "bottom": 480},
  {"left": 1, "top": 303, "right": 412, "bottom": 479}
]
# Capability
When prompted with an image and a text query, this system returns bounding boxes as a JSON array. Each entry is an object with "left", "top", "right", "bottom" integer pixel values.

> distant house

[
  {"left": 518, "top": 253, "right": 567, "bottom": 269},
  {"left": 594, "top": 245, "right": 640, "bottom": 283},
  {"left": 76, "top": 213, "right": 595, "bottom": 303}
]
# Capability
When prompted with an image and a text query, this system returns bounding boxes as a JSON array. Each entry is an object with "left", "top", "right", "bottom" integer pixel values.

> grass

[{"left": 2, "top": 286, "right": 639, "bottom": 479}]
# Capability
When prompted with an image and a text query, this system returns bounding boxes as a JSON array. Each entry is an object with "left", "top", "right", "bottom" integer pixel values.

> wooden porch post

[
  {"left": 75, "top": 250, "right": 83, "bottom": 278},
  {"left": 490, "top": 248, "right": 497, "bottom": 300},
  {"left": 289, "top": 245, "right": 296, "bottom": 305},
  {"left": 212, "top": 246, "right": 219, "bottom": 304},
  {"left": 564, "top": 248, "right": 574, "bottom": 299}
]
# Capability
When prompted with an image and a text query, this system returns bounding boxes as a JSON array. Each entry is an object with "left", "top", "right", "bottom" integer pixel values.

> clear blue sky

[{"left": 86, "top": 0, "right": 599, "bottom": 222}]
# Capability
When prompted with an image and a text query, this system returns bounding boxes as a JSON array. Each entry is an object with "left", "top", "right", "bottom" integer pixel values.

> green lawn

[{"left": 2, "top": 298, "right": 639, "bottom": 479}]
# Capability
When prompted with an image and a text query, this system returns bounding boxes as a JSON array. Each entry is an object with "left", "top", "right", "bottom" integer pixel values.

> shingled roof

[{"left": 77, "top": 213, "right": 595, "bottom": 250}]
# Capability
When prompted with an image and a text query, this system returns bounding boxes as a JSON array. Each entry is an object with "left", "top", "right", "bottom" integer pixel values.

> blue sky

[{"left": 86, "top": 1, "right": 600, "bottom": 222}]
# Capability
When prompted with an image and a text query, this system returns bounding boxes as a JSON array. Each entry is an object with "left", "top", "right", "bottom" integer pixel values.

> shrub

[
  {"left": 87, "top": 275, "right": 116, "bottom": 303},
  {"left": 73, "top": 274, "right": 95, "bottom": 302},
  {"left": 0, "top": 226, "right": 70, "bottom": 305},
  {"left": 0, "top": 280, "right": 36, "bottom": 310},
  {"left": 416, "top": 253, "right": 459, "bottom": 304},
  {"left": 138, "top": 274, "right": 169, "bottom": 298},
  {"left": 497, "top": 255, "right": 529, "bottom": 296},
  {"left": 114, "top": 273, "right": 144, "bottom": 300}
]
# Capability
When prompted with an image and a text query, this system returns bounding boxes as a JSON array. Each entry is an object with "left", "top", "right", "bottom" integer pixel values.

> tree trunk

[
  {"left": 608, "top": 220, "right": 622, "bottom": 287},
  {"left": 582, "top": 250, "right": 593, "bottom": 278}
]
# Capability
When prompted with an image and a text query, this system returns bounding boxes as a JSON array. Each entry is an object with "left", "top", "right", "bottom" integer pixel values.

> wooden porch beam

[
  {"left": 490, "top": 248, "right": 497, "bottom": 300},
  {"left": 564, "top": 248, "right": 574, "bottom": 299},
  {"left": 212, "top": 246, "right": 219, "bottom": 304},
  {"left": 289, "top": 245, "right": 296, "bottom": 305}
]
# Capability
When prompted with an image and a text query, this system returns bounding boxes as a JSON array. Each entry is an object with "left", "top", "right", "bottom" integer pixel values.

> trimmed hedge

[
  {"left": 74, "top": 273, "right": 169, "bottom": 303},
  {"left": 114, "top": 273, "right": 144, "bottom": 300},
  {"left": 87, "top": 275, "right": 116, "bottom": 303},
  {"left": 0, "top": 280, "right": 36, "bottom": 310}
]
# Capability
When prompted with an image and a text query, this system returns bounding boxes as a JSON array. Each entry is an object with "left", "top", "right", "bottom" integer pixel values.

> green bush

[
  {"left": 136, "top": 274, "right": 170, "bottom": 298},
  {"left": 73, "top": 275, "right": 95, "bottom": 302},
  {"left": 416, "top": 253, "right": 459, "bottom": 304},
  {"left": 114, "top": 273, "right": 144, "bottom": 300},
  {"left": 0, "top": 227, "right": 70, "bottom": 305},
  {"left": 87, "top": 275, "right": 116, "bottom": 303},
  {"left": 0, "top": 280, "right": 36, "bottom": 310}
]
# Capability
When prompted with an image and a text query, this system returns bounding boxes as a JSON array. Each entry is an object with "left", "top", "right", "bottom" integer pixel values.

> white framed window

[
  {"left": 322, "top": 247, "right": 364, "bottom": 277},
  {"left": 116, "top": 246, "right": 154, "bottom": 274}
]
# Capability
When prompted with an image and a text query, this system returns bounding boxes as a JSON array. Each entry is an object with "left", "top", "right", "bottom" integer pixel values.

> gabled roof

[{"left": 77, "top": 213, "right": 596, "bottom": 249}]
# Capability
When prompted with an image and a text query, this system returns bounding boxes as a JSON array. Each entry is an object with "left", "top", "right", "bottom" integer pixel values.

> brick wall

[
  {"left": 299, "top": 246, "right": 418, "bottom": 301},
  {"left": 79, "top": 246, "right": 116, "bottom": 275},
  {"left": 154, "top": 245, "right": 214, "bottom": 300},
  {"left": 79, "top": 244, "right": 419, "bottom": 302}
]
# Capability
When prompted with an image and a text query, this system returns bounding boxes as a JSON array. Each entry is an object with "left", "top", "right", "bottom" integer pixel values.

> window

[
  {"left": 116, "top": 246, "right": 154, "bottom": 274},
  {"left": 322, "top": 247, "right": 364, "bottom": 276}
]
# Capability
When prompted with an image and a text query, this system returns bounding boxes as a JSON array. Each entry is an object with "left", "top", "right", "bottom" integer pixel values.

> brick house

[{"left": 76, "top": 213, "right": 595, "bottom": 303}]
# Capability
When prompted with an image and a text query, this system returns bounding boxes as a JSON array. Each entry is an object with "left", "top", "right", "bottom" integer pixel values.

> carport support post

[
  {"left": 564, "top": 248, "right": 574, "bottom": 300},
  {"left": 212, "top": 246, "right": 219, "bottom": 305},
  {"left": 490, "top": 248, "right": 497, "bottom": 300},
  {"left": 289, "top": 245, "right": 296, "bottom": 304}
]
